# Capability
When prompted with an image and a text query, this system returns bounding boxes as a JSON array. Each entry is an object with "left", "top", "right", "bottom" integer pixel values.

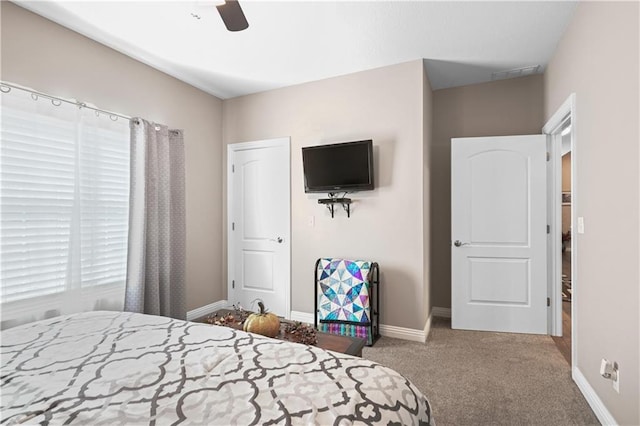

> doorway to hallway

[{"left": 552, "top": 121, "right": 573, "bottom": 364}]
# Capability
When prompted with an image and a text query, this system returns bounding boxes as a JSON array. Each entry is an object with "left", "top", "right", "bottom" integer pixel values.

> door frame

[
  {"left": 542, "top": 94, "right": 577, "bottom": 367},
  {"left": 226, "top": 137, "right": 291, "bottom": 319}
]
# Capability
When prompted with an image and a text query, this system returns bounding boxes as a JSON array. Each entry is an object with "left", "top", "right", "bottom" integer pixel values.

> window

[{"left": 0, "top": 87, "right": 130, "bottom": 327}]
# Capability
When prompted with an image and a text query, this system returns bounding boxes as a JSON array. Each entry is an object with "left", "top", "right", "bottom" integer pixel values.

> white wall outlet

[
  {"left": 307, "top": 215, "right": 315, "bottom": 227},
  {"left": 577, "top": 216, "right": 585, "bottom": 234},
  {"left": 600, "top": 358, "right": 613, "bottom": 378},
  {"left": 601, "top": 359, "right": 620, "bottom": 393}
]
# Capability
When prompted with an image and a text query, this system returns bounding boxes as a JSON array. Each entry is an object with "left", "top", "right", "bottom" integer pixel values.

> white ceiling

[{"left": 15, "top": 1, "right": 578, "bottom": 100}]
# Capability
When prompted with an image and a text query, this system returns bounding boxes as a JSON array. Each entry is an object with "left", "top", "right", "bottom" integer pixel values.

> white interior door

[
  {"left": 451, "top": 135, "right": 547, "bottom": 334},
  {"left": 228, "top": 138, "right": 290, "bottom": 317}
]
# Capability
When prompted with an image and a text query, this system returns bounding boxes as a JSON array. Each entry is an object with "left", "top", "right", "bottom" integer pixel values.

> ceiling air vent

[{"left": 491, "top": 65, "right": 541, "bottom": 81}]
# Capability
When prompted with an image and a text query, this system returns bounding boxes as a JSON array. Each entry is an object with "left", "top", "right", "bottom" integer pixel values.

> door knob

[
  {"left": 453, "top": 240, "right": 469, "bottom": 247},
  {"left": 270, "top": 237, "right": 283, "bottom": 243}
]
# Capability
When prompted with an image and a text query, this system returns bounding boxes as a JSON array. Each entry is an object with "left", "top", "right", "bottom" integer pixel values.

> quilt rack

[{"left": 314, "top": 258, "right": 380, "bottom": 346}]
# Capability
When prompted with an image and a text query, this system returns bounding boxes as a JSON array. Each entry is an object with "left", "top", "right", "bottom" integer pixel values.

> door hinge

[
  {"left": 232, "top": 280, "right": 235, "bottom": 289},
  {"left": 232, "top": 164, "right": 235, "bottom": 172},
  {"left": 546, "top": 152, "right": 550, "bottom": 162},
  {"left": 547, "top": 225, "right": 550, "bottom": 234},
  {"left": 547, "top": 297, "right": 551, "bottom": 307},
  {"left": 232, "top": 222, "right": 235, "bottom": 231}
]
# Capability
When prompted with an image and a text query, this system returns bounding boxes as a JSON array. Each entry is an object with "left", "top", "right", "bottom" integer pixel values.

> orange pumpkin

[{"left": 243, "top": 301, "right": 280, "bottom": 338}]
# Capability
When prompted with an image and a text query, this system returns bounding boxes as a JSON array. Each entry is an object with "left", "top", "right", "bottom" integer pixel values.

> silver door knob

[
  {"left": 453, "top": 240, "right": 468, "bottom": 247},
  {"left": 270, "top": 237, "right": 283, "bottom": 243}
]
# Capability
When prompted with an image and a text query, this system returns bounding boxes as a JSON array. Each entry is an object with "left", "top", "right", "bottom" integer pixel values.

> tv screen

[{"left": 302, "top": 140, "right": 374, "bottom": 193}]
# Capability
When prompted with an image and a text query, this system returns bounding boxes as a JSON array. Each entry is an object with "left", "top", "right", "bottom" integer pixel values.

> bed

[{"left": 1, "top": 311, "right": 433, "bottom": 425}]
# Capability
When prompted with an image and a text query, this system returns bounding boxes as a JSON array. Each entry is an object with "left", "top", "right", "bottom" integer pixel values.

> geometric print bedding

[
  {"left": 0, "top": 311, "right": 433, "bottom": 425},
  {"left": 316, "top": 258, "right": 378, "bottom": 345}
]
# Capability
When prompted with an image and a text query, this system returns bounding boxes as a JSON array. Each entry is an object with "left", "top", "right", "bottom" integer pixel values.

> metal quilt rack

[{"left": 314, "top": 258, "right": 380, "bottom": 346}]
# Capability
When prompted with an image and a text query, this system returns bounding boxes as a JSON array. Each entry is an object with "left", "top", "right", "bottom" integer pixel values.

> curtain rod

[{"left": 0, "top": 81, "right": 138, "bottom": 123}]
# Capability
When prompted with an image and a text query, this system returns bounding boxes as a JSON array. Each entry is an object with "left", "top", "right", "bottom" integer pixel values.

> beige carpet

[{"left": 362, "top": 317, "right": 599, "bottom": 426}]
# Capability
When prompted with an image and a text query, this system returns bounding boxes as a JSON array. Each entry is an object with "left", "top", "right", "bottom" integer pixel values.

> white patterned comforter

[{"left": 1, "top": 311, "right": 433, "bottom": 425}]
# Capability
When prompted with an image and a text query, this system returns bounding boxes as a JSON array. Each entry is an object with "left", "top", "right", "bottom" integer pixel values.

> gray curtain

[{"left": 124, "top": 119, "right": 186, "bottom": 320}]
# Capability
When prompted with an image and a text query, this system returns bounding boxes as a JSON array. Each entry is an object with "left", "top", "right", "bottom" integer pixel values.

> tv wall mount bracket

[{"left": 318, "top": 194, "right": 352, "bottom": 218}]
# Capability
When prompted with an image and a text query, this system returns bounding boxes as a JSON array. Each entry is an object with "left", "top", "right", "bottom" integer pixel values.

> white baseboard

[
  {"left": 379, "top": 323, "right": 426, "bottom": 343},
  {"left": 431, "top": 306, "right": 451, "bottom": 318},
  {"left": 290, "top": 310, "right": 427, "bottom": 343},
  {"left": 186, "top": 300, "right": 229, "bottom": 321},
  {"left": 423, "top": 313, "right": 433, "bottom": 342},
  {"left": 192, "top": 306, "right": 433, "bottom": 344},
  {"left": 573, "top": 367, "right": 618, "bottom": 425},
  {"left": 290, "top": 310, "right": 314, "bottom": 324}
]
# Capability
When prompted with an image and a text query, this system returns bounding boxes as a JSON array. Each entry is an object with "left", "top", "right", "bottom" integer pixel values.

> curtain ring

[
  {"left": 31, "top": 93, "right": 39, "bottom": 101},
  {"left": 155, "top": 125, "right": 161, "bottom": 131},
  {"left": 78, "top": 102, "right": 86, "bottom": 109},
  {"left": 0, "top": 85, "right": 10, "bottom": 93},
  {"left": 110, "top": 114, "right": 118, "bottom": 121},
  {"left": 51, "top": 99, "right": 62, "bottom": 107}
]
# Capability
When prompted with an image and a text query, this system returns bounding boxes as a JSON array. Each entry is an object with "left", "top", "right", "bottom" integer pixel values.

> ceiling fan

[{"left": 216, "top": 0, "right": 249, "bottom": 32}]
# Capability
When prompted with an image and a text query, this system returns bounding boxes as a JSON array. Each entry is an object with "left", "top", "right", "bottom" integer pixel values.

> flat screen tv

[{"left": 302, "top": 140, "right": 374, "bottom": 193}]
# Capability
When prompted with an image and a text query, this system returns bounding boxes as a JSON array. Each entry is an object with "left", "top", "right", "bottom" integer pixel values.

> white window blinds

[{"left": 0, "top": 86, "right": 130, "bottom": 328}]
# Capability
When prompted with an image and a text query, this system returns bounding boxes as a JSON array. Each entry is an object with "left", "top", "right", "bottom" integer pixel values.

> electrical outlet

[
  {"left": 577, "top": 216, "right": 585, "bottom": 234},
  {"left": 613, "top": 365, "right": 620, "bottom": 393},
  {"left": 601, "top": 359, "right": 620, "bottom": 393},
  {"left": 600, "top": 358, "right": 613, "bottom": 378}
]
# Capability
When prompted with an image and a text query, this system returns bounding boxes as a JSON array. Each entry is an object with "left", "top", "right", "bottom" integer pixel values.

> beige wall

[
  {"left": 223, "top": 60, "right": 428, "bottom": 330},
  {"left": 430, "top": 75, "right": 544, "bottom": 308},
  {"left": 422, "top": 61, "right": 433, "bottom": 325},
  {"left": 544, "top": 2, "right": 639, "bottom": 424},
  {"left": 0, "top": 3, "right": 224, "bottom": 311}
]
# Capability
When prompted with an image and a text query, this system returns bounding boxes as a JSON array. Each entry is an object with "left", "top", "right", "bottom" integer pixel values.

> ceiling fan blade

[{"left": 217, "top": 0, "right": 249, "bottom": 32}]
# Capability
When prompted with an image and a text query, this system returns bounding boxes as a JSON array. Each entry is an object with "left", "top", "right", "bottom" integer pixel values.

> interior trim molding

[
  {"left": 423, "top": 312, "right": 433, "bottom": 342},
  {"left": 543, "top": 93, "right": 577, "bottom": 352},
  {"left": 193, "top": 306, "right": 431, "bottom": 344},
  {"left": 379, "top": 324, "right": 426, "bottom": 343},
  {"left": 573, "top": 367, "right": 617, "bottom": 426},
  {"left": 186, "top": 299, "right": 230, "bottom": 321},
  {"left": 290, "top": 310, "right": 314, "bottom": 324},
  {"left": 290, "top": 310, "right": 428, "bottom": 343},
  {"left": 431, "top": 307, "right": 451, "bottom": 318}
]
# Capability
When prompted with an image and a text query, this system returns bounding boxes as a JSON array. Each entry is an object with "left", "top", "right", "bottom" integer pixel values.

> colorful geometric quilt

[{"left": 317, "top": 258, "right": 372, "bottom": 324}]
